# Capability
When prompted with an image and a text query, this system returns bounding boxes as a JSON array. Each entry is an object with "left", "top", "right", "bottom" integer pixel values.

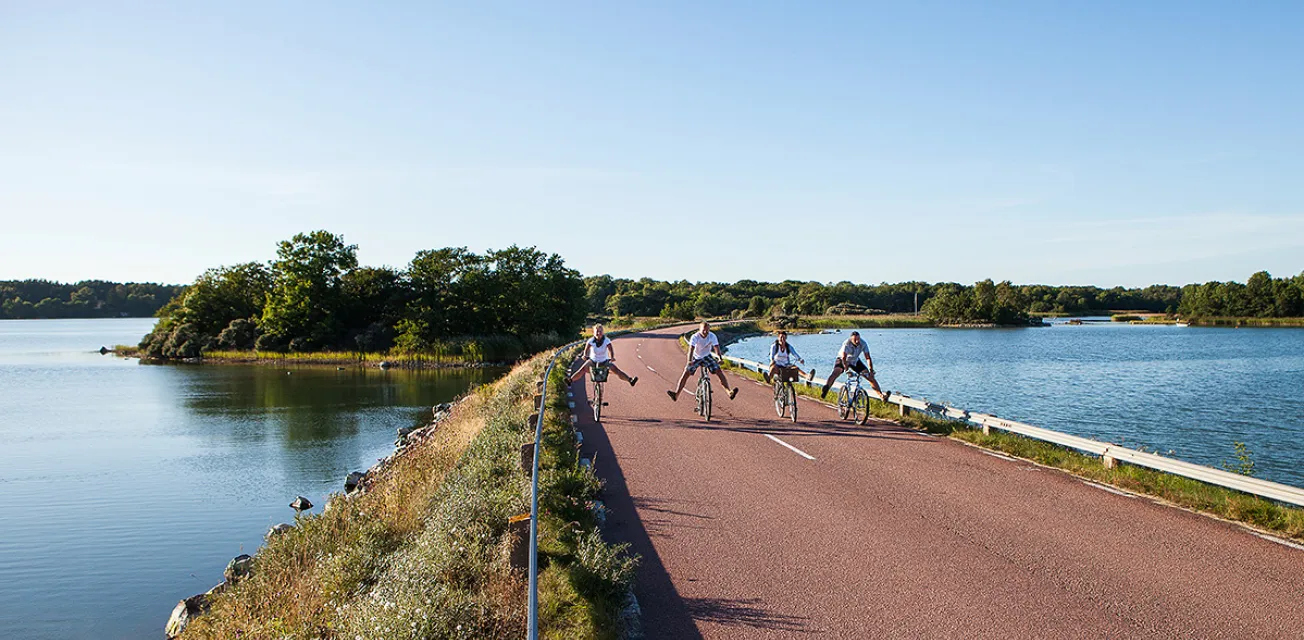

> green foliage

[
  {"left": 1178, "top": 270, "right": 1304, "bottom": 319},
  {"left": 138, "top": 231, "right": 587, "bottom": 361},
  {"left": 1222, "top": 441, "right": 1257, "bottom": 476},
  {"left": 0, "top": 279, "right": 182, "bottom": 319}
]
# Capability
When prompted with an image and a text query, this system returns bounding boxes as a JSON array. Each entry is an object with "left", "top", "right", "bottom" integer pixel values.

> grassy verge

[
  {"left": 719, "top": 361, "right": 1304, "bottom": 543},
  {"left": 762, "top": 314, "right": 934, "bottom": 330},
  {"left": 1186, "top": 317, "right": 1304, "bottom": 327},
  {"left": 119, "top": 335, "right": 568, "bottom": 368},
  {"left": 181, "top": 350, "right": 637, "bottom": 639}
]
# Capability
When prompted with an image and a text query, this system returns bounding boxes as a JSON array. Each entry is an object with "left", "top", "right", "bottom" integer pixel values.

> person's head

[
  {"left": 699, "top": 321, "right": 710, "bottom": 336},
  {"left": 850, "top": 331, "right": 861, "bottom": 345},
  {"left": 592, "top": 324, "right": 605, "bottom": 340},
  {"left": 776, "top": 330, "right": 788, "bottom": 345}
]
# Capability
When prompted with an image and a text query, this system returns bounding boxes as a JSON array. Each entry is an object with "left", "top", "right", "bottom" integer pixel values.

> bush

[
  {"left": 215, "top": 319, "right": 258, "bottom": 349},
  {"left": 254, "top": 332, "right": 287, "bottom": 352}
]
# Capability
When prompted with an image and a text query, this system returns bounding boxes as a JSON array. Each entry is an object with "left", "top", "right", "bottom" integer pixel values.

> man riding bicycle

[
  {"left": 763, "top": 330, "right": 815, "bottom": 385},
  {"left": 820, "top": 331, "right": 887, "bottom": 401},
  {"left": 667, "top": 321, "right": 739, "bottom": 402},
  {"left": 570, "top": 324, "right": 638, "bottom": 387}
]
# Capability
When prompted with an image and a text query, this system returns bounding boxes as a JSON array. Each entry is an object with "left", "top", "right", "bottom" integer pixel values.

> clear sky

[{"left": 2, "top": 1, "right": 1302, "bottom": 287}]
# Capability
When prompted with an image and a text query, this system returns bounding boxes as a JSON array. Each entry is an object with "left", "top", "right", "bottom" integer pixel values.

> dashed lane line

[{"left": 764, "top": 434, "right": 816, "bottom": 461}]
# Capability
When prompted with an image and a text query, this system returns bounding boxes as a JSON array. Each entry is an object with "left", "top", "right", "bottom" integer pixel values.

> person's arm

[
  {"left": 711, "top": 334, "right": 723, "bottom": 359},
  {"left": 606, "top": 340, "right": 616, "bottom": 363},
  {"left": 790, "top": 345, "right": 803, "bottom": 363},
  {"left": 582, "top": 342, "right": 591, "bottom": 360},
  {"left": 769, "top": 342, "right": 778, "bottom": 364},
  {"left": 686, "top": 336, "right": 696, "bottom": 364}
]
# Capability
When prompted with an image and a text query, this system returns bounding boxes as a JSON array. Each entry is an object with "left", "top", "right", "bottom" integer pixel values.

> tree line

[
  {"left": 1177, "top": 271, "right": 1304, "bottom": 318},
  {"left": 582, "top": 276, "right": 1190, "bottom": 324},
  {"left": 139, "top": 231, "right": 587, "bottom": 359},
  {"left": 1, "top": 280, "right": 183, "bottom": 319}
]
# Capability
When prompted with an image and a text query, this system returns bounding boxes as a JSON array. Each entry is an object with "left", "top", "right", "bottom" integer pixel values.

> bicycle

[
  {"left": 836, "top": 370, "right": 872, "bottom": 426},
  {"left": 771, "top": 366, "right": 804, "bottom": 423},
  {"left": 694, "top": 357, "right": 714, "bottom": 421},
  {"left": 589, "top": 362, "right": 610, "bottom": 422}
]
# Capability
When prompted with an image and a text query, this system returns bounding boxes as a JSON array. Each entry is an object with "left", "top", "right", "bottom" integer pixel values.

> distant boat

[
  {"left": 1066, "top": 319, "right": 1084, "bottom": 325},
  {"left": 1174, "top": 322, "right": 1189, "bottom": 327}
]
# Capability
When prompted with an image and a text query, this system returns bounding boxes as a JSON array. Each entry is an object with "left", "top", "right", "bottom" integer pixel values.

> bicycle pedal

[{"left": 601, "top": 402, "right": 609, "bottom": 406}]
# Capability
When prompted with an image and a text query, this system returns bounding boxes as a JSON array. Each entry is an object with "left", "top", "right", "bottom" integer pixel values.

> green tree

[{"left": 260, "top": 231, "right": 358, "bottom": 349}]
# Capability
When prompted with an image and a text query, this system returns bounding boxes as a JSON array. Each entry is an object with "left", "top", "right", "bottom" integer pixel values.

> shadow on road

[
  {"left": 683, "top": 597, "right": 813, "bottom": 633},
  {"left": 571, "top": 381, "right": 705, "bottom": 639}
]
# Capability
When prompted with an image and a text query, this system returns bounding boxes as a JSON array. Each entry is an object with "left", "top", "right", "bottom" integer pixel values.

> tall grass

[
  {"left": 181, "top": 348, "right": 637, "bottom": 639},
  {"left": 198, "top": 333, "right": 568, "bottom": 367}
]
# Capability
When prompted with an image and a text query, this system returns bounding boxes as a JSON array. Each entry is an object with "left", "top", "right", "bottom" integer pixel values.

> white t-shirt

[
  {"left": 587, "top": 336, "right": 612, "bottom": 363},
  {"left": 688, "top": 331, "right": 719, "bottom": 360}
]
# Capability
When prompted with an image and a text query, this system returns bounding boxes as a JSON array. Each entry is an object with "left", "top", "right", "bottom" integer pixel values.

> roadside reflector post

[
  {"left": 520, "top": 442, "right": 536, "bottom": 476},
  {"left": 1102, "top": 450, "right": 1118, "bottom": 469},
  {"left": 982, "top": 423, "right": 991, "bottom": 436},
  {"left": 508, "top": 514, "right": 531, "bottom": 570}
]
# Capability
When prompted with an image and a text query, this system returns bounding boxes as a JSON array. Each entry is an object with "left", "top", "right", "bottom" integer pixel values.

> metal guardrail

[
  {"left": 527, "top": 339, "right": 582, "bottom": 640},
  {"left": 721, "top": 354, "right": 1304, "bottom": 508}
]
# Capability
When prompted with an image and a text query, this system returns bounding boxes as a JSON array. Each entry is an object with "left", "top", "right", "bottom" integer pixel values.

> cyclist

[
  {"left": 763, "top": 330, "right": 815, "bottom": 385},
  {"left": 569, "top": 324, "right": 637, "bottom": 387},
  {"left": 820, "top": 331, "right": 888, "bottom": 401},
  {"left": 667, "top": 321, "right": 739, "bottom": 402}
]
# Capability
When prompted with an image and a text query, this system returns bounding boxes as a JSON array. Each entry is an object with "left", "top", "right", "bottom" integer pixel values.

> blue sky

[{"left": 2, "top": 1, "right": 1302, "bottom": 287}]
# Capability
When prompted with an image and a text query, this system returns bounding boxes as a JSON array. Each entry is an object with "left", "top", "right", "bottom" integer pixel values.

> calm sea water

[
  {"left": 729, "top": 320, "right": 1304, "bottom": 489},
  {"left": 0, "top": 319, "right": 504, "bottom": 639}
]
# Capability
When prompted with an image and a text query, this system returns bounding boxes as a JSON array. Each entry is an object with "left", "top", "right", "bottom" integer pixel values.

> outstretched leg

[
  {"left": 821, "top": 365, "right": 845, "bottom": 398},
  {"left": 568, "top": 360, "right": 593, "bottom": 384},
  {"left": 713, "top": 368, "right": 738, "bottom": 399},
  {"left": 608, "top": 363, "right": 638, "bottom": 386},
  {"left": 667, "top": 368, "right": 692, "bottom": 400}
]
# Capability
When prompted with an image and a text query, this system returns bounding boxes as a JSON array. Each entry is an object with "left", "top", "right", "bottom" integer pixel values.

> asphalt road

[{"left": 570, "top": 326, "right": 1304, "bottom": 639}]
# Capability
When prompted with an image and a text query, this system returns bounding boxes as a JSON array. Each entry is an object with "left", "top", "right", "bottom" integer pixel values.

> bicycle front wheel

[
  {"left": 773, "top": 381, "right": 786, "bottom": 417},
  {"left": 787, "top": 384, "right": 798, "bottom": 423},
  {"left": 853, "top": 390, "right": 870, "bottom": 425},
  {"left": 592, "top": 382, "right": 603, "bottom": 422},
  {"left": 837, "top": 386, "right": 851, "bottom": 420},
  {"left": 698, "top": 375, "right": 712, "bottom": 421}
]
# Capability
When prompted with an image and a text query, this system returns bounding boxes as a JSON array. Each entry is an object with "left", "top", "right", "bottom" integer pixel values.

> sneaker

[
  {"left": 762, "top": 371, "right": 772, "bottom": 385},
  {"left": 728, "top": 387, "right": 739, "bottom": 400},
  {"left": 808, "top": 368, "right": 817, "bottom": 381},
  {"left": 630, "top": 376, "right": 639, "bottom": 387},
  {"left": 666, "top": 390, "right": 677, "bottom": 402},
  {"left": 820, "top": 387, "right": 829, "bottom": 400},
  {"left": 880, "top": 390, "right": 890, "bottom": 402}
]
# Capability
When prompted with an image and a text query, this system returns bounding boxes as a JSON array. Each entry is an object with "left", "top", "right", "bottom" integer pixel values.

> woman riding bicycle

[
  {"left": 569, "top": 324, "right": 637, "bottom": 387},
  {"left": 763, "top": 330, "right": 815, "bottom": 385}
]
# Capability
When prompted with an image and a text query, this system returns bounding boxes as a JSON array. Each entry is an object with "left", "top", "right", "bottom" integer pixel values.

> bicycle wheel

[
  {"left": 837, "top": 385, "right": 851, "bottom": 420},
  {"left": 787, "top": 383, "right": 798, "bottom": 422},
  {"left": 853, "top": 390, "right": 870, "bottom": 426},
  {"left": 773, "top": 381, "right": 786, "bottom": 417},
  {"left": 592, "top": 381, "right": 603, "bottom": 422},
  {"left": 698, "top": 374, "right": 712, "bottom": 421}
]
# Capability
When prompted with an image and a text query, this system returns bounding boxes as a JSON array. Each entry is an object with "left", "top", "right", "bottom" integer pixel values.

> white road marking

[
  {"left": 1080, "top": 480, "right": 1136, "bottom": 498},
  {"left": 979, "top": 450, "right": 1017, "bottom": 461},
  {"left": 646, "top": 366, "right": 657, "bottom": 373},
  {"left": 765, "top": 434, "right": 815, "bottom": 460},
  {"left": 1253, "top": 532, "right": 1304, "bottom": 552}
]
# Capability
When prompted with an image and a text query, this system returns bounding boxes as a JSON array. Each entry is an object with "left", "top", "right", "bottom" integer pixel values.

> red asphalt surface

[{"left": 569, "top": 326, "right": 1304, "bottom": 639}]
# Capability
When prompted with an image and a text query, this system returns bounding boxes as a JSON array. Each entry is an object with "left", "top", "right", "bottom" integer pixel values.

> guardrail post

[
  {"left": 982, "top": 423, "right": 991, "bottom": 436},
  {"left": 899, "top": 403, "right": 909, "bottom": 417},
  {"left": 519, "top": 442, "right": 536, "bottom": 476},
  {"left": 1101, "top": 449, "right": 1118, "bottom": 469}
]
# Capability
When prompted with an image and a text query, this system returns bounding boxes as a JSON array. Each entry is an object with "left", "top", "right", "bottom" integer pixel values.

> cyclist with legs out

[
  {"left": 667, "top": 321, "right": 739, "bottom": 402},
  {"left": 569, "top": 324, "right": 637, "bottom": 387},
  {"left": 820, "top": 331, "right": 888, "bottom": 401},
  {"left": 763, "top": 330, "right": 816, "bottom": 385}
]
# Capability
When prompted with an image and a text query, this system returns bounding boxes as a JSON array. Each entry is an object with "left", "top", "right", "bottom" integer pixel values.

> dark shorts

[
  {"left": 685, "top": 356, "right": 721, "bottom": 374},
  {"left": 771, "top": 364, "right": 802, "bottom": 381},
  {"left": 834, "top": 360, "right": 870, "bottom": 376}
]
